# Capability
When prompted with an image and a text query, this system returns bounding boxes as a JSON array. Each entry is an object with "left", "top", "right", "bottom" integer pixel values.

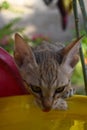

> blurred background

[{"left": 0, "top": 0, "right": 87, "bottom": 94}]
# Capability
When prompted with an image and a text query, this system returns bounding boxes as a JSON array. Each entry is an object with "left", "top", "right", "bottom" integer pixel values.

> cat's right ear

[
  {"left": 14, "top": 33, "right": 37, "bottom": 67},
  {"left": 60, "top": 35, "right": 84, "bottom": 74}
]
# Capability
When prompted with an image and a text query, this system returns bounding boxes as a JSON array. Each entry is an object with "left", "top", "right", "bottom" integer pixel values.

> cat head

[{"left": 14, "top": 33, "right": 83, "bottom": 111}]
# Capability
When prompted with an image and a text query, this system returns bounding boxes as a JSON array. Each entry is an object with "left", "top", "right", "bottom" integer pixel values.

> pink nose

[{"left": 42, "top": 98, "right": 52, "bottom": 112}]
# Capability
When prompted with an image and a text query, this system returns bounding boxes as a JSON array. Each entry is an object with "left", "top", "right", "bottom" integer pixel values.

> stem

[
  {"left": 73, "top": 0, "right": 79, "bottom": 37},
  {"left": 78, "top": 0, "right": 87, "bottom": 34},
  {"left": 73, "top": 0, "right": 87, "bottom": 94}
]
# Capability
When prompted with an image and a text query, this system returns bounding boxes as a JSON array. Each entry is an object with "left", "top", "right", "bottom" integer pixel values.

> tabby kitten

[{"left": 14, "top": 33, "right": 83, "bottom": 111}]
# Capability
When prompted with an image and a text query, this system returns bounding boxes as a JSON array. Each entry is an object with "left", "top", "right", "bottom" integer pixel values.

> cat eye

[
  {"left": 30, "top": 85, "right": 41, "bottom": 93},
  {"left": 55, "top": 86, "right": 65, "bottom": 93}
]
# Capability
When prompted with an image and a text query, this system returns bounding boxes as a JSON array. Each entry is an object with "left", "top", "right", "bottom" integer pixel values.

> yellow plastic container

[{"left": 0, "top": 95, "right": 87, "bottom": 130}]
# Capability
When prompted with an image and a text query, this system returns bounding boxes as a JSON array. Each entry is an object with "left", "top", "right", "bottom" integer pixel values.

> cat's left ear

[
  {"left": 61, "top": 36, "right": 84, "bottom": 74},
  {"left": 14, "top": 33, "right": 37, "bottom": 67}
]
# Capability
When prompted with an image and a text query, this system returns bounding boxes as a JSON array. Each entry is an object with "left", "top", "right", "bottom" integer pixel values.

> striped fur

[{"left": 14, "top": 34, "right": 83, "bottom": 111}]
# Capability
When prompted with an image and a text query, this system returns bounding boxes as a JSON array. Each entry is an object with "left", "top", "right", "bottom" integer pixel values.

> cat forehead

[
  {"left": 33, "top": 46, "right": 68, "bottom": 86},
  {"left": 22, "top": 61, "right": 69, "bottom": 88},
  {"left": 38, "top": 64, "right": 69, "bottom": 88},
  {"left": 33, "top": 50, "right": 63, "bottom": 65}
]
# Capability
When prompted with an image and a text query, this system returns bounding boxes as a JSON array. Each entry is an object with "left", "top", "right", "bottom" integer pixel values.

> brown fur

[{"left": 14, "top": 33, "right": 83, "bottom": 111}]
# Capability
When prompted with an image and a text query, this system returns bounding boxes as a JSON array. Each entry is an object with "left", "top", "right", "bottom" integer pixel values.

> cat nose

[
  {"left": 43, "top": 105, "right": 51, "bottom": 112},
  {"left": 42, "top": 98, "right": 52, "bottom": 112}
]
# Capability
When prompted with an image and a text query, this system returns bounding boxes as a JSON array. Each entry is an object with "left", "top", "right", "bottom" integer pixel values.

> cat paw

[
  {"left": 52, "top": 98, "right": 68, "bottom": 110},
  {"left": 62, "top": 87, "right": 76, "bottom": 99}
]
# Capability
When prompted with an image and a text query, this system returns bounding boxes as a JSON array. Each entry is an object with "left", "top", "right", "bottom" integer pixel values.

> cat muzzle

[{"left": 42, "top": 98, "right": 53, "bottom": 112}]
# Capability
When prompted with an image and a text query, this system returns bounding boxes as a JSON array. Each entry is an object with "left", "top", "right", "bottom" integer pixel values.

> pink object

[{"left": 0, "top": 47, "right": 28, "bottom": 97}]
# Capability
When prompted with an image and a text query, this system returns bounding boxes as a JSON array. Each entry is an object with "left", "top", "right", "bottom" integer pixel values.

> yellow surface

[{"left": 0, "top": 95, "right": 87, "bottom": 130}]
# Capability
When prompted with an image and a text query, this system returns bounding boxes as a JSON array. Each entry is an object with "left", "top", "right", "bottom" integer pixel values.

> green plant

[
  {"left": 0, "top": 1, "right": 10, "bottom": 10},
  {"left": 81, "top": 32, "right": 87, "bottom": 58},
  {"left": 0, "top": 17, "right": 24, "bottom": 54},
  {"left": 71, "top": 31, "right": 87, "bottom": 86},
  {"left": 73, "top": 0, "right": 87, "bottom": 94},
  {"left": 31, "top": 34, "right": 50, "bottom": 46},
  {"left": 72, "top": 61, "right": 84, "bottom": 86}
]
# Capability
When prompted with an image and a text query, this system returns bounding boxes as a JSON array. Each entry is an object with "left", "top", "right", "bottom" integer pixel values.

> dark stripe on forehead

[
  {"left": 37, "top": 54, "right": 59, "bottom": 87},
  {"left": 34, "top": 51, "right": 63, "bottom": 64}
]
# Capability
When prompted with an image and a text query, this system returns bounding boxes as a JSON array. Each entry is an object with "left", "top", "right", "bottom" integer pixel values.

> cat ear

[
  {"left": 61, "top": 35, "right": 84, "bottom": 74},
  {"left": 14, "top": 33, "right": 37, "bottom": 67}
]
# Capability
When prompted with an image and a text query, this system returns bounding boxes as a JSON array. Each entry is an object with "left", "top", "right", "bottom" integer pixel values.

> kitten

[{"left": 14, "top": 33, "right": 83, "bottom": 111}]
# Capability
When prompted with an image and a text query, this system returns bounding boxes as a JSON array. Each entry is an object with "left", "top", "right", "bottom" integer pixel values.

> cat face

[
  {"left": 14, "top": 33, "right": 83, "bottom": 111},
  {"left": 20, "top": 55, "right": 70, "bottom": 111}
]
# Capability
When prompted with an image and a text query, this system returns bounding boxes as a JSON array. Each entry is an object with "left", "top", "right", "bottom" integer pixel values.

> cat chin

[{"left": 42, "top": 108, "right": 51, "bottom": 112}]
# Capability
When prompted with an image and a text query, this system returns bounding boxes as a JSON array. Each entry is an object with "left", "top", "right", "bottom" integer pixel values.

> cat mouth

[
  {"left": 42, "top": 107, "right": 51, "bottom": 112},
  {"left": 42, "top": 98, "right": 53, "bottom": 112}
]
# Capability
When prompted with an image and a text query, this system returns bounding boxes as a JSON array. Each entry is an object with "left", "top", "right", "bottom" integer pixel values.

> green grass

[{"left": 72, "top": 61, "right": 84, "bottom": 86}]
